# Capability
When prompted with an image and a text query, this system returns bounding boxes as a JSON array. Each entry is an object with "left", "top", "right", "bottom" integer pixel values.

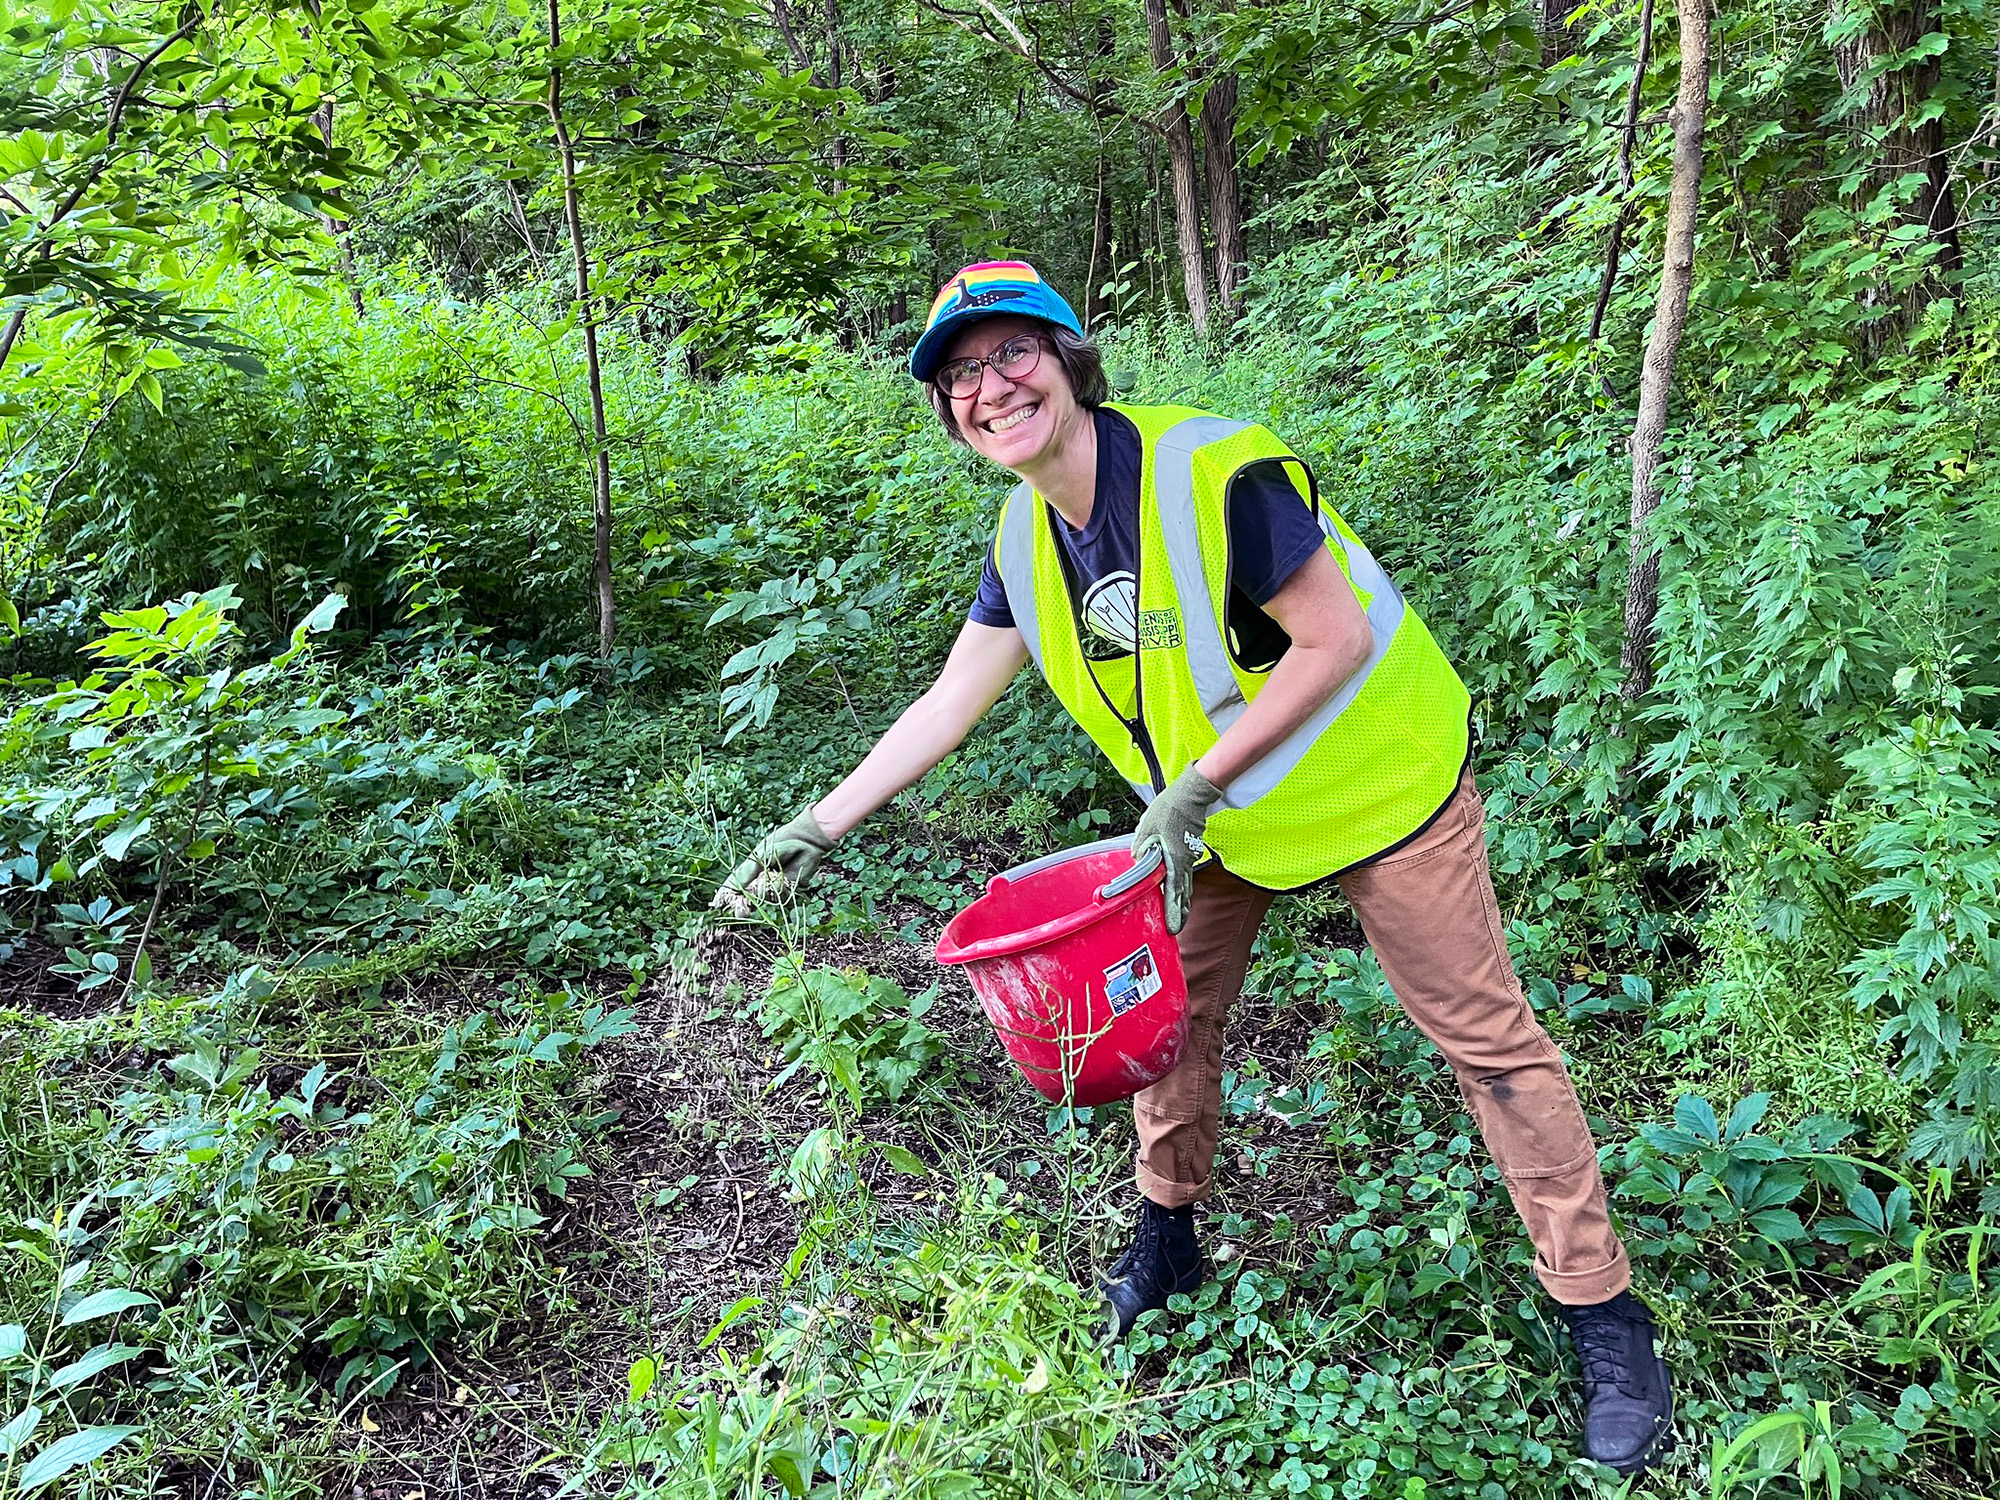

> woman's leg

[
  {"left": 1131, "top": 862, "right": 1277, "bottom": 1205},
  {"left": 1337, "top": 766, "right": 1632, "bottom": 1306}
]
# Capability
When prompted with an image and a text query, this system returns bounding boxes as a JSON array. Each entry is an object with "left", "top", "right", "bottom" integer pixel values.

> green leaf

[
  {"left": 766, "top": 1450, "right": 807, "bottom": 1496},
  {"left": 786, "top": 1126, "right": 841, "bottom": 1198},
  {"left": 1751, "top": 1208, "right": 1808, "bottom": 1242},
  {"left": 72, "top": 796, "right": 120, "bottom": 825},
  {"left": 528, "top": 1031, "right": 573, "bottom": 1062},
  {"left": 698, "top": 1296, "right": 764, "bottom": 1350},
  {"left": 0, "top": 1325, "right": 26, "bottom": 1360},
  {"left": 101, "top": 818, "right": 152, "bottom": 862},
  {"left": 17, "top": 1426, "right": 142, "bottom": 1491},
  {"left": 59, "top": 1290, "right": 158, "bottom": 1328},
  {"left": 1725, "top": 1093, "right": 1772, "bottom": 1141},
  {"left": 1673, "top": 1095, "right": 1720, "bottom": 1144},
  {"left": 0, "top": 1405, "right": 41, "bottom": 1458},
  {"left": 299, "top": 592, "right": 346, "bottom": 634},
  {"left": 272, "top": 592, "right": 347, "bottom": 667},
  {"left": 1411, "top": 1262, "right": 1460, "bottom": 1295},
  {"left": 824, "top": 1044, "right": 863, "bottom": 1111},
  {"left": 47, "top": 1344, "right": 145, "bottom": 1390},
  {"left": 0, "top": 596, "right": 19, "bottom": 636},
  {"left": 875, "top": 1143, "right": 927, "bottom": 1176},
  {"left": 627, "top": 1355, "right": 658, "bottom": 1402}
]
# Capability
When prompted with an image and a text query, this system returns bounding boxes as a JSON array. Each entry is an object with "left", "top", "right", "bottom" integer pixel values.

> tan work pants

[{"left": 1131, "top": 766, "right": 1633, "bottom": 1306}]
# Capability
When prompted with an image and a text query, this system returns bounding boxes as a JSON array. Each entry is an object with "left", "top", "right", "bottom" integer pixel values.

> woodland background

[{"left": 3, "top": 0, "right": 2000, "bottom": 1495}]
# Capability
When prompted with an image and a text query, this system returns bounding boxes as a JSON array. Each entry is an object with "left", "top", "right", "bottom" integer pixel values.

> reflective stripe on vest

[
  {"left": 1145, "top": 415, "right": 1410, "bottom": 809},
  {"left": 997, "top": 414, "right": 1414, "bottom": 810},
  {"left": 993, "top": 404, "right": 1472, "bottom": 887}
]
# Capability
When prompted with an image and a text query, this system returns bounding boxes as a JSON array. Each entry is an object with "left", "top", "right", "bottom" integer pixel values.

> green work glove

[
  {"left": 1130, "top": 764, "right": 1223, "bottom": 936},
  {"left": 712, "top": 806, "right": 837, "bottom": 914}
]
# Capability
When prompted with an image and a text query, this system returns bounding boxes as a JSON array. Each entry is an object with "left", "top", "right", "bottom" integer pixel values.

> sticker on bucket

[{"left": 1104, "top": 944, "right": 1162, "bottom": 1016}]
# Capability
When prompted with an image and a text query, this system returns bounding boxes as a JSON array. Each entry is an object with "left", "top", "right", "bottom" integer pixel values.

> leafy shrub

[
  {"left": 0, "top": 1234, "right": 156, "bottom": 1497},
  {"left": 0, "top": 585, "right": 348, "bottom": 992},
  {"left": 1842, "top": 1223, "right": 2000, "bottom": 1453},
  {"left": 1614, "top": 1093, "right": 1859, "bottom": 1267},
  {"left": 760, "top": 966, "right": 945, "bottom": 1112},
  {"left": 0, "top": 973, "right": 629, "bottom": 1402}
]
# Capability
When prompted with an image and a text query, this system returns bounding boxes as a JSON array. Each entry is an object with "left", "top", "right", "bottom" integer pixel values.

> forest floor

[
  {"left": 330, "top": 932, "right": 1054, "bottom": 1496},
  {"left": 266, "top": 891, "right": 1402, "bottom": 1499}
]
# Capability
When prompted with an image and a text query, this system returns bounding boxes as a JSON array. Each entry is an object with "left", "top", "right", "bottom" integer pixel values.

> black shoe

[
  {"left": 1558, "top": 1290, "right": 1677, "bottom": 1476},
  {"left": 1100, "top": 1199, "right": 1206, "bottom": 1338}
]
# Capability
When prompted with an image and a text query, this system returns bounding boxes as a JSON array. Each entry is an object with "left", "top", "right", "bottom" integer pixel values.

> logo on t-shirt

[
  {"left": 1078, "top": 573, "right": 1184, "bottom": 657},
  {"left": 1080, "top": 571, "right": 1138, "bottom": 657}
]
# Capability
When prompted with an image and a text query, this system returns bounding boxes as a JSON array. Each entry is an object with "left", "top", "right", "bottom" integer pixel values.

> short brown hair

[{"left": 928, "top": 324, "right": 1109, "bottom": 445}]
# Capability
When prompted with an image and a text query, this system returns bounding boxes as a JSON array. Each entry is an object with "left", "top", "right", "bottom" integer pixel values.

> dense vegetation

[{"left": 5, "top": 0, "right": 2000, "bottom": 1494}]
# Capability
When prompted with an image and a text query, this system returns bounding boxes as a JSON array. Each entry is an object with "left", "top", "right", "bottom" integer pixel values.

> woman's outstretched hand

[{"left": 712, "top": 806, "right": 837, "bottom": 915}]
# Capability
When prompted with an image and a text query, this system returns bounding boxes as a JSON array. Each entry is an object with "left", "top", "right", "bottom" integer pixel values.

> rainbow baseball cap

[{"left": 909, "top": 260, "right": 1084, "bottom": 383}]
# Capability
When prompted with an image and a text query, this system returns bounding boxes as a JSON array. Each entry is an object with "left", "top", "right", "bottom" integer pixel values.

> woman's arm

[
  {"left": 1191, "top": 546, "right": 1372, "bottom": 790},
  {"left": 811, "top": 619, "right": 1029, "bottom": 837}
]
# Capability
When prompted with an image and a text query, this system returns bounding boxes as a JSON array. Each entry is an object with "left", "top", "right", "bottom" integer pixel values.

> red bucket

[{"left": 935, "top": 839, "right": 1187, "bottom": 1106}]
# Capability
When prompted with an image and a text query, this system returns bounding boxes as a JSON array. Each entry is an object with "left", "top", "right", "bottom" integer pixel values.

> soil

[{"left": 0, "top": 930, "right": 128, "bottom": 1020}]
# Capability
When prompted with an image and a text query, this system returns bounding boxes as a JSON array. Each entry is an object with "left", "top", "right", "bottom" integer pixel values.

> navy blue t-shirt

[{"left": 968, "top": 408, "right": 1328, "bottom": 671}]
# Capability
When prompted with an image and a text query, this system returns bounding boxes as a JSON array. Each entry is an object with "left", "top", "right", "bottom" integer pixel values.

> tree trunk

[
  {"left": 824, "top": 0, "right": 847, "bottom": 180},
  {"left": 1829, "top": 0, "right": 1964, "bottom": 344},
  {"left": 546, "top": 0, "right": 617, "bottom": 682},
  {"left": 1141, "top": 0, "right": 1209, "bottom": 336},
  {"left": 0, "top": 310, "right": 25, "bottom": 380},
  {"left": 1619, "top": 0, "right": 1709, "bottom": 701},
  {"left": 1085, "top": 148, "right": 1110, "bottom": 330},
  {"left": 1083, "top": 20, "right": 1116, "bottom": 330},
  {"left": 1201, "top": 70, "right": 1246, "bottom": 325},
  {"left": 769, "top": 0, "right": 811, "bottom": 71},
  {"left": 1538, "top": 0, "right": 1577, "bottom": 64},
  {"left": 1587, "top": 0, "right": 1655, "bottom": 342},
  {"left": 316, "top": 100, "right": 364, "bottom": 317}
]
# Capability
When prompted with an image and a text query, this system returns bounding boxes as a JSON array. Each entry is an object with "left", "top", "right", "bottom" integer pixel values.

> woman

[{"left": 717, "top": 261, "right": 1676, "bottom": 1477}]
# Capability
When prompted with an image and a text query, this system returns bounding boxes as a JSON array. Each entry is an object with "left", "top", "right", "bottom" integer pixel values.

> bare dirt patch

[{"left": 0, "top": 932, "right": 125, "bottom": 1020}]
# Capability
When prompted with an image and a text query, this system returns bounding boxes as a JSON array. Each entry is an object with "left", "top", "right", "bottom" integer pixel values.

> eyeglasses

[{"left": 935, "top": 334, "right": 1048, "bottom": 399}]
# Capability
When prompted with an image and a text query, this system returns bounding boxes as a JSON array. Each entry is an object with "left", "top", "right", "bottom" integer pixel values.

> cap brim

[{"left": 910, "top": 307, "right": 1027, "bottom": 383}]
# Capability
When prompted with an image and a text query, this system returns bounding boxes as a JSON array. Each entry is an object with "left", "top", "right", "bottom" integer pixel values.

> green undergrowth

[
  {"left": 4, "top": 597, "right": 1995, "bottom": 1491},
  {"left": 0, "top": 965, "right": 628, "bottom": 1492},
  {"left": 534, "top": 934, "right": 1990, "bottom": 1498},
  {"left": 570, "top": 1173, "right": 1139, "bottom": 1500}
]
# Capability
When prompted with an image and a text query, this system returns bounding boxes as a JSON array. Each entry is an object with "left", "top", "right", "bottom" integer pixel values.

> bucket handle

[{"left": 1095, "top": 844, "right": 1164, "bottom": 903}]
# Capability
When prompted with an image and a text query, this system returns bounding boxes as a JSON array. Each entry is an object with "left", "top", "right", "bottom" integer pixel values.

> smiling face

[{"left": 940, "top": 314, "right": 1083, "bottom": 475}]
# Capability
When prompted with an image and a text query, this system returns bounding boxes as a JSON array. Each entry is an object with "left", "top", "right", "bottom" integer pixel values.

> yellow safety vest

[{"left": 991, "top": 402, "right": 1471, "bottom": 890}]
